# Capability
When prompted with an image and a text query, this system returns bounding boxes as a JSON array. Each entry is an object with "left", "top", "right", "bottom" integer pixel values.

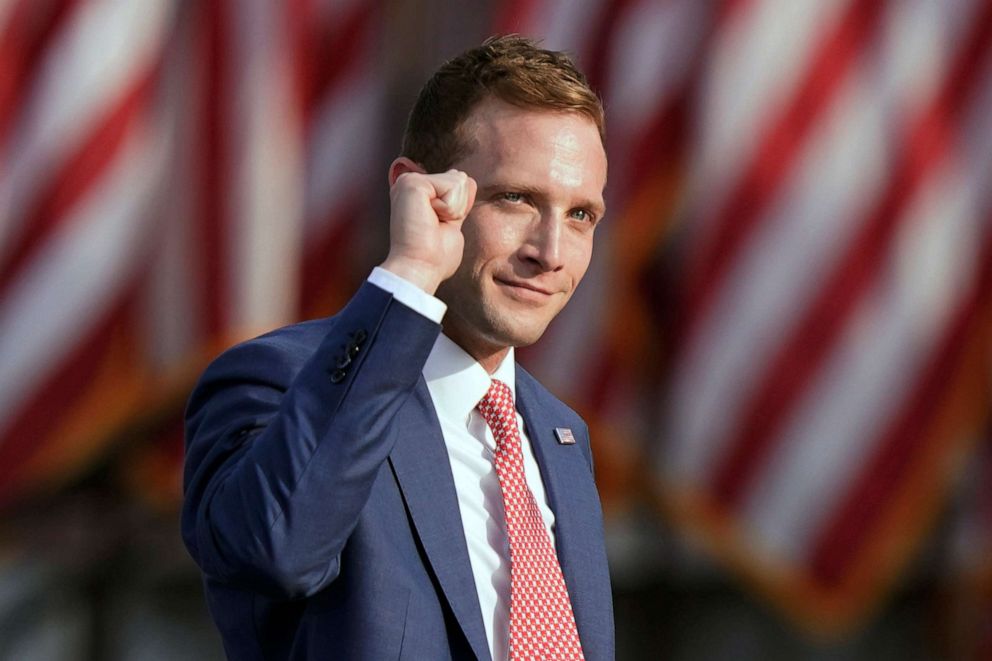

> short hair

[{"left": 401, "top": 35, "right": 605, "bottom": 173}]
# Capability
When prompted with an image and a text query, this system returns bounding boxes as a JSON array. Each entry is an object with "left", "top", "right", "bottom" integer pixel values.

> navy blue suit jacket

[{"left": 181, "top": 282, "right": 614, "bottom": 660}]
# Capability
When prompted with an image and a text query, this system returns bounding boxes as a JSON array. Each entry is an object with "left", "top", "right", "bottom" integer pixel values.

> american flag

[
  {"left": 0, "top": 0, "right": 178, "bottom": 506},
  {"left": 501, "top": 0, "right": 992, "bottom": 634},
  {"left": 0, "top": 0, "right": 384, "bottom": 509}
]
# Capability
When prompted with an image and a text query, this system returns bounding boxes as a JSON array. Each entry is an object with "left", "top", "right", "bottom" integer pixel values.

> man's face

[{"left": 436, "top": 98, "right": 607, "bottom": 362}]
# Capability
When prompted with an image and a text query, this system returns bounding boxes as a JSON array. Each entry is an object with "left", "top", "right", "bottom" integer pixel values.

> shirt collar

[{"left": 423, "top": 333, "right": 516, "bottom": 424}]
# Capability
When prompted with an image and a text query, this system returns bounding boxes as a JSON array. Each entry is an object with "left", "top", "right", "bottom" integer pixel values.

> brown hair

[{"left": 401, "top": 35, "right": 605, "bottom": 173}]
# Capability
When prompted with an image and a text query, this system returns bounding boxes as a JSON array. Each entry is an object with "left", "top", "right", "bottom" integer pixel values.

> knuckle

[{"left": 396, "top": 171, "right": 426, "bottom": 188}]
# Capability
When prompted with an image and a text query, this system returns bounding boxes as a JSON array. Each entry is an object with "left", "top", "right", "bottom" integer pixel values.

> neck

[
  {"left": 441, "top": 325, "right": 511, "bottom": 375},
  {"left": 474, "top": 347, "right": 511, "bottom": 374}
]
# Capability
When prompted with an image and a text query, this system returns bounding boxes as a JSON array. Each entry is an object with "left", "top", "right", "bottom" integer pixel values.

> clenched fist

[{"left": 380, "top": 159, "right": 477, "bottom": 295}]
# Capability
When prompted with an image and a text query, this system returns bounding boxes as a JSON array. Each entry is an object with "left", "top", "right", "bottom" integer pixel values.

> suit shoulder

[
  {"left": 515, "top": 366, "right": 587, "bottom": 430},
  {"left": 201, "top": 279, "right": 427, "bottom": 380},
  {"left": 208, "top": 317, "right": 335, "bottom": 376},
  {"left": 186, "top": 318, "right": 344, "bottom": 423},
  {"left": 241, "top": 317, "right": 335, "bottom": 358}
]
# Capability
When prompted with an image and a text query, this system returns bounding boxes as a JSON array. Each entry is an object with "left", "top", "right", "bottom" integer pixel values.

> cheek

[
  {"left": 564, "top": 235, "right": 594, "bottom": 280},
  {"left": 466, "top": 213, "right": 524, "bottom": 261},
  {"left": 496, "top": 222, "right": 523, "bottom": 247}
]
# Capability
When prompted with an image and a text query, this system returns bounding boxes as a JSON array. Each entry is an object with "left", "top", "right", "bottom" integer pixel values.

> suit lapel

[
  {"left": 388, "top": 378, "right": 491, "bottom": 661},
  {"left": 514, "top": 369, "right": 608, "bottom": 654}
]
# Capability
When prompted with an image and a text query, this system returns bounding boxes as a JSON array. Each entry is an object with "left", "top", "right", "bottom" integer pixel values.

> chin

[{"left": 486, "top": 317, "right": 551, "bottom": 349}]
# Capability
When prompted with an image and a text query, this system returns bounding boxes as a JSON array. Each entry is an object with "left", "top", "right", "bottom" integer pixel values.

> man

[{"left": 182, "top": 36, "right": 613, "bottom": 660}]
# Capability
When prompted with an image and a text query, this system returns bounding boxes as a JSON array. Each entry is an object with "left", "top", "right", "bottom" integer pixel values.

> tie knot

[
  {"left": 477, "top": 379, "right": 515, "bottom": 432},
  {"left": 481, "top": 378, "right": 512, "bottom": 405}
]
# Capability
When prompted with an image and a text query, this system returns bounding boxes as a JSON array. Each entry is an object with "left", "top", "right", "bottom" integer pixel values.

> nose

[{"left": 520, "top": 213, "right": 564, "bottom": 272}]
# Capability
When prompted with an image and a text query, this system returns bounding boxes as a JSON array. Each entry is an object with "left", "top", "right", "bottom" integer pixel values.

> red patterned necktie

[{"left": 477, "top": 379, "right": 585, "bottom": 660}]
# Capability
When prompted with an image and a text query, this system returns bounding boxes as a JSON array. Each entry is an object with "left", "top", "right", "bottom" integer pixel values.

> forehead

[{"left": 457, "top": 99, "right": 607, "bottom": 186}]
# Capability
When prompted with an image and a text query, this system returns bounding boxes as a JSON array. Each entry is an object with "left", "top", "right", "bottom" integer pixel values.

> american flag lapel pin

[{"left": 554, "top": 427, "right": 576, "bottom": 445}]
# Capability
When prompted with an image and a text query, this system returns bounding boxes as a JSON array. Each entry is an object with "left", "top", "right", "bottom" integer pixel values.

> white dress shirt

[{"left": 368, "top": 267, "right": 557, "bottom": 661}]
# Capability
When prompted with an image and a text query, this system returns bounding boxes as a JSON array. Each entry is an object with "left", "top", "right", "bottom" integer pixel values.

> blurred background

[{"left": 1, "top": 0, "right": 991, "bottom": 658}]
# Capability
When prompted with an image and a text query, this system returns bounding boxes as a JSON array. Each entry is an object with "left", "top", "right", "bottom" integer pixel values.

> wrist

[{"left": 379, "top": 255, "right": 443, "bottom": 294}]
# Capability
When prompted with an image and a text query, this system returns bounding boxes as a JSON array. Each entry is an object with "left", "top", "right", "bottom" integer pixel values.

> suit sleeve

[{"left": 181, "top": 281, "right": 440, "bottom": 599}]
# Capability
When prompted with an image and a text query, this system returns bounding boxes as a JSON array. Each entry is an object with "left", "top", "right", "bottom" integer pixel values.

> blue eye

[
  {"left": 501, "top": 192, "right": 524, "bottom": 203},
  {"left": 570, "top": 208, "right": 594, "bottom": 223}
]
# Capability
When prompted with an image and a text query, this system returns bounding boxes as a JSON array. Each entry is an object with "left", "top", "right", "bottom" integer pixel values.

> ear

[{"left": 388, "top": 157, "right": 426, "bottom": 186}]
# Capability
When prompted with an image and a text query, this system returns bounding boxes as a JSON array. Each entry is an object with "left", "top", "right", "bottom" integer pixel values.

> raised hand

[{"left": 380, "top": 159, "right": 477, "bottom": 294}]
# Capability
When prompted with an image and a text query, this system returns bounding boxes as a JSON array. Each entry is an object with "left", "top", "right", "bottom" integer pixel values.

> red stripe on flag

[
  {"left": 717, "top": 0, "right": 757, "bottom": 24},
  {"left": 623, "top": 88, "right": 692, "bottom": 197},
  {"left": 493, "top": 0, "right": 545, "bottom": 34},
  {"left": 299, "top": 3, "right": 374, "bottom": 121},
  {"left": 708, "top": 3, "right": 992, "bottom": 509},
  {"left": 581, "top": 0, "right": 636, "bottom": 93},
  {"left": 286, "top": 0, "right": 311, "bottom": 128},
  {"left": 808, "top": 222, "right": 992, "bottom": 587},
  {"left": 300, "top": 201, "right": 362, "bottom": 316},
  {"left": 0, "top": 0, "right": 84, "bottom": 146},
  {"left": 198, "top": 0, "right": 232, "bottom": 336},
  {"left": 679, "top": 0, "right": 885, "bottom": 348},
  {"left": 0, "top": 68, "right": 158, "bottom": 292}
]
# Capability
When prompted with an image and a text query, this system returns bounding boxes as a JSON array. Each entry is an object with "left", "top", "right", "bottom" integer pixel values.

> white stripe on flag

[
  {"left": 228, "top": 0, "right": 304, "bottom": 332},
  {"left": 305, "top": 51, "right": 382, "bottom": 233},
  {"left": 143, "top": 23, "right": 206, "bottom": 368},
  {"left": 523, "top": 0, "right": 602, "bottom": 55}
]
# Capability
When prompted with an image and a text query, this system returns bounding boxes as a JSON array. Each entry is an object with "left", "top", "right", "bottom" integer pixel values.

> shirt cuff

[{"left": 368, "top": 267, "right": 447, "bottom": 323}]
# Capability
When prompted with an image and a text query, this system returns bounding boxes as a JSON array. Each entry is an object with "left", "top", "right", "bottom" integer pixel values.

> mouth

[{"left": 494, "top": 277, "right": 558, "bottom": 301}]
